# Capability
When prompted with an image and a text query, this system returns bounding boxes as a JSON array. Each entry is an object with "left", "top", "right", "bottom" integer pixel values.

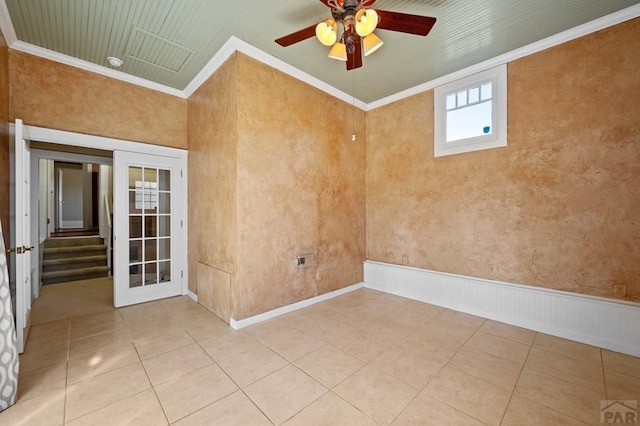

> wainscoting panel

[{"left": 364, "top": 260, "right": 640, "bottom": 357}]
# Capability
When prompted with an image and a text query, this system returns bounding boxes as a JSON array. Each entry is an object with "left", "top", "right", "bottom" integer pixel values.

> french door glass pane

[
  {"left": 130, "top": 264, "right": 143, "bottom": 287},
  {"left": 159, "top": 170, "right": 171, "bottom": 191},
  {"left": 129, "top": 167, "right": 142, "bottom": 189},
  {"left": 159, "top": 193, "right": 171, "bottom": 214},
  {"left": 158, "top": 238, "right": 170, "bottom": 260},
  {"left": 159, "top": 261, "right": 171, "bottom": 283},
  {"left": 128, "top": 165, "right": 172, "bottom": 289},
  {"left": 158, "top": 216, "right": 170, "bottom": 237},
  {"left": 145, "top": 262, "right": 158, "bottom": 285},
  {"left": 129, "top": 216, "right": 142, "bottom": 238},
  {"left": 129, "top": 192, "right": 142, "bottom": 214},
  {"left": 145, "top": 217, "right": 157, "bottom": 237},
  {"left": 129, "top": 240, "right": 143, "bottom": 262}
]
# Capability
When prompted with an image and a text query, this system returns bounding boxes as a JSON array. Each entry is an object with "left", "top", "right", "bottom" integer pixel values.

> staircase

[{"left": 42, "top": 236, "right": 110, "bottom": 285}]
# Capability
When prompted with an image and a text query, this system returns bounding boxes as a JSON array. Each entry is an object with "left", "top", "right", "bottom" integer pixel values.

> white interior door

[
  {"left": 114, "top": 150, "right": 184, "bottom": 307},
  {"left": 9, "top": 119, "right": 32, "bottom": 354},
  {"left": 57, "top": 164, "right": 84, "bottom": 229}
]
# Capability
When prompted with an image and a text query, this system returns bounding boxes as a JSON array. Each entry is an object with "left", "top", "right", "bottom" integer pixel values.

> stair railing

[{"left": 104, "top": 192, "right": 113, "bottom": 276}]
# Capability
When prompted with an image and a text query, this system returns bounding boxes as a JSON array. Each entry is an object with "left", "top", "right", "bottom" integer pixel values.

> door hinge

[
  {"left": 47, "top": 218, "right": 50, "bottom": 224},
  {"left": 180, "top": 170, "right": 183, "bottom": 178},
  {"left": 181, "top": 270, "right": 184, "bottom": 278},
  {"left": 181, "top": 220, "right": 183, "bottom": 228}
]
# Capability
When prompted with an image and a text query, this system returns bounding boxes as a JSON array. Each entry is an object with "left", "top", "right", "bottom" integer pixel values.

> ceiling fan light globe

[
  {"left": 328, "top": 42, "right": 348, "bottom": 61},
  {"left": 316, "top": 20, "right": 338, "bottom": 46},
  {"left": 363, "top": 33, "right": 383, "bottom": 56},
  {"left": 355, "top": 9, "right": 378, "bottom": 37}
]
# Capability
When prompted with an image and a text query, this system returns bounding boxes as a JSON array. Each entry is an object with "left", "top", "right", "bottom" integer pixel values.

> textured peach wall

[
  {"left": 234, "top": 54, "right": 366, "bottom": 319},
  {"left": 367, "top": 19, "right": 640, "bottom": 300},
  {"left": 0, "top": 31, "right": 9, "bottom": 241},
  {"left": 187, "top": 55, "right": 237, "bottom": 317},
  {"left": 9, "top": 51, "right": 187, "bottom": 148}
]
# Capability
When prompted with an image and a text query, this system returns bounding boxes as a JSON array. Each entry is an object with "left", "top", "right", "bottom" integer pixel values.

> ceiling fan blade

[
  {"left": 275, "top": 24, "right": 318, "bottom": 47},
  {"left": 375, "top": 10, "right": 436, "bottom": 36},
  {"left": 346, "top": 36, "right": 362, "bottom": 70}
]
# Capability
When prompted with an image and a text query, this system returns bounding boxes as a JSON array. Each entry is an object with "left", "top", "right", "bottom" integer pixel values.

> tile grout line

[
  {"left": 207, "top": 324, "right": 350, "bottom": 425},
  {"left": 62, "top": 319, "right": 70, "bottom": 425},
  {"left": 497, "top": 330, "right": 537, "bottom": 425},
  {"left": 601, "top": 348, "right": 610, "bottom": 401},
  {"left": 522, "top": 338, "right": 610, "bottom": 396},
  {"left": 63, "top": 312, "right": 161, "bottom": 424},
  {"left": 330, "top": 390, "right": 381, "bottom": 425},
  {"left": 239, "top": 388, "right": 277, "bottom": 426},
  {"left": 387, "top": 313, "right": 488, "bottom": 424},
  {"left": 130, "top": 322, "right": 171, "bottom": 425},
  {"left": 191, "top": 331, "right": 280, "bottom": 423},
  {"left": 502, "top": 333, "right": 596, "bottom": 425},
  {"left": 166, "top": 324, "right": 273, "bottom": 422}
]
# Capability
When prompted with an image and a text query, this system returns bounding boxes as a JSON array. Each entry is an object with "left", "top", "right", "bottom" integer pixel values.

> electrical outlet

[
  {"left": 296, "top": 253, "right": 315, "bottom": 267},
  {"left": 613, "top": 284, "right": 626, "bottom": 297}
]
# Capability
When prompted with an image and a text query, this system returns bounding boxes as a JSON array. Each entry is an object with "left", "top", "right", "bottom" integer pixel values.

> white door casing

[
  {"left": 9, "top": 119, "right": 32, "bottom": 354},
  {"left": 15, "top": 124, "right": 189, "bottom": 309}
]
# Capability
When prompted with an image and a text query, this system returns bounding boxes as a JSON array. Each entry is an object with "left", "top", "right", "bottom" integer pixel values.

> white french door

[
  {"left": 113, "top": 150, "right": 184, "bottom": 307},
  {"left": 9, "top": 119, "right": 32, "bottom": 353}
]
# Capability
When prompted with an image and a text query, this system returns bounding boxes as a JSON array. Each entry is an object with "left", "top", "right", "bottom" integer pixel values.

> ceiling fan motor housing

[{"left": 332, "top": 0, "right": 360, "bottom": 25}]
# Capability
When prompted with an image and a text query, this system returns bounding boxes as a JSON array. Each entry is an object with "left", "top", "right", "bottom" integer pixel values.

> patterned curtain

[{"left": 0, "top": 217, "right": 19, "bottom": 411}]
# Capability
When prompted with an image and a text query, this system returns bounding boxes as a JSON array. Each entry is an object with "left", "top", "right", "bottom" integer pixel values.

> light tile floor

[{"left": 2, "top": 279, "right": 639, "bottom": 425}]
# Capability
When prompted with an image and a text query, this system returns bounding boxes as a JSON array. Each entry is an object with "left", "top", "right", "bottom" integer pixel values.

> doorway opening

[
  {"left": 31, "top": 144, "right": 113, "bottom": 288},
  {"left": 10, "top": 122, "right": 188, "bottom": 353},
  {"left": 29, "top": 143, "right": 115, "bottom": 325}
]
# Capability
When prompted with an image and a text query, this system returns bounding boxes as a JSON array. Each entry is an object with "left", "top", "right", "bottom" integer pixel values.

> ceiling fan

[{"left": 275, "top": 0, "right": 437, "bottom": 70}]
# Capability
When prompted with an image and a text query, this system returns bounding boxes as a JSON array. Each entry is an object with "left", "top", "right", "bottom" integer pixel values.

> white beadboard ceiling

[{"left": 2, "top": 0, "right": 639, "bottom": 103}]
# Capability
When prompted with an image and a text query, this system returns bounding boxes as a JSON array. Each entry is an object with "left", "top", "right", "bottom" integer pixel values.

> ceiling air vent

[{"left": 126, "top": 26, "right": 196, "bottom": 73}]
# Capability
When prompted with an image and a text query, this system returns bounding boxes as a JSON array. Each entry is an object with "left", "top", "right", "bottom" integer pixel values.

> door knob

[{"left": 24, "top": 246, "right": 34, "bottom": 252}]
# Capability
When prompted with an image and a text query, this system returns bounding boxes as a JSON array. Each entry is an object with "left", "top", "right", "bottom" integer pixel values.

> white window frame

[{"left": 434, "top": 64, "right": 507, "bottom": 157}]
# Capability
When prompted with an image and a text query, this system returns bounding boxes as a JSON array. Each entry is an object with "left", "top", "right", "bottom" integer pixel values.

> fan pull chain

[{"left": 351, "top": 70, "right": 356, "bottom": 142}]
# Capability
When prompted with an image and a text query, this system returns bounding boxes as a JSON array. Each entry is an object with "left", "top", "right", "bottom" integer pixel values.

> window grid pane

[{"left": 447, "top": 82, "right": 492, "bottom": 112}]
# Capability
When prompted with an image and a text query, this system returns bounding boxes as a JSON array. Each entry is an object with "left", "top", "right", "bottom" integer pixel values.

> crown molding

[
  {"left": 182, "top": 37, "right": 238, "bottom": 98},
  {"left": 9, "top": 41, "right": 186, "bottom": 98},
  {"left": 0, "top": 0, "right": 17, "bottom": 45},
  {"left": 233, "top": 37, "right": 368, "bottom": 111},
  {"left": 183, "top": 36, "right": 368, "bottom": 110},
  {"left": 367, "top": 3, "right": 640, "bottom": 110}
]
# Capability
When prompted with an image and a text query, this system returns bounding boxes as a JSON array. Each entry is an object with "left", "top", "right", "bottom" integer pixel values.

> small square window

[{"left": 434, "top": 64, "right": 507, "bottom": 157}]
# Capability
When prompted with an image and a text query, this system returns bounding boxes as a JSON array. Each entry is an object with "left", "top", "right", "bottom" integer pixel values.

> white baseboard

[
  {"left": 230, "top": 282, "right": 364, "bottom": 330},
  {"left": 364, "top": 260, "right": 640, "bottom": 357},
  {"left": 186, "top": 290, "right": 198, "bottom": 303}
]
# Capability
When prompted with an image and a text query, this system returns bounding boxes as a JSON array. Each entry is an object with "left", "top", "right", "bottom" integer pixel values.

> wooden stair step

[
  {"left": 42, "top": 255, "right": 107, "bottom": 273},
  {"left": 42, "top": 265, "right": 110, "bottom": 279},
  {"left": 43, "top": 254, "right": 107, "bottom": 266},
  {"left": 43, "top": 244, "right": 107, "bottom": 255},
  {"left": 44, "top": 236, "right": 103, "bottom": 248},
  {"left": 42, "top": 266, "right": 110, "bottom": 284}
]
